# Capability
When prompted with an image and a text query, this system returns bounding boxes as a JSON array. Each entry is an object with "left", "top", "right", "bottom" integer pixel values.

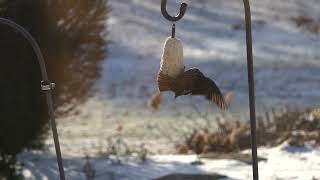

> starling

[{"left": 157, "top": 37, "right": 227, "bottom": 111}]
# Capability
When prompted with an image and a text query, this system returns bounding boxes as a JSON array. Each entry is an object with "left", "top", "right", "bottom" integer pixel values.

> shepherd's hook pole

[
  {"left": 0, "top": 18, "right": 66, "bottom": 180},
  {"left": 242, "top": 0, "right": 259, "bottom": 179}
]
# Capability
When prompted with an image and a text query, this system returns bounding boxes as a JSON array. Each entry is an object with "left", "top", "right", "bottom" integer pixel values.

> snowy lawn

[
  {"left": 20, "top": 142, "right": 320, "bottom": 180},
  {"left": 18, "top": 0, "right": 320, "bottom": 179},
  {"left": 50, "top": 0, "right": 320, "bottom": 155}
]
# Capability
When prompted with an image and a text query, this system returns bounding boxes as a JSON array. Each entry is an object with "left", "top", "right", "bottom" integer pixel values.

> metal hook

[
  {"left": 161, "top": 0, "right": 188, "bottom": 22},
  {"left": 171, "top": 24, "right": 176, "bottom": 38}
]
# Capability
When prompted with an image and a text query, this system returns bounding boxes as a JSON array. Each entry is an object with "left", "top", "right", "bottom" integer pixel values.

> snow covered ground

[
  {"left": 19, "top": 0, "right": 320, "bottom": 179},
  {"left": 20, "top": 142, "right": 320, "bottom": 180},
  {"left": 100, "top": 0, "right": 320, "bottom": 108},
  {"left": 45, "top": 0, "right": 320, "bottom": 156}
]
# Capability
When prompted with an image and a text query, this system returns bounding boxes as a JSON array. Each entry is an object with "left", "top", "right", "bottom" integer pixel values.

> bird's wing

[
  {"left": 190, "top": 70, "right": 227, "bottom": 111},
  {"left": 176, "top": 69, "right": 199, "bottom": 96},
  {"left": 157, "top": 71, "right": 174, "bottom": 92}
]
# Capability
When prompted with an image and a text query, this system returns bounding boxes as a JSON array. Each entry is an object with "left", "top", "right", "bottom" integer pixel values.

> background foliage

[{"left": 0, "top": 0, "right": 108, "bottom": 178}]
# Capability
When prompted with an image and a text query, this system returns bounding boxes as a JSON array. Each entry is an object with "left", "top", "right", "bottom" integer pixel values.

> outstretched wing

[
  {"left": 189, "top": 69, "right": 227, "bottom": 111},
  {"left": 157, "top": 71, "right": 174, "bottom": 92},
  {"left": 158, "top": 68, "right": 185, "bottom": 94}
]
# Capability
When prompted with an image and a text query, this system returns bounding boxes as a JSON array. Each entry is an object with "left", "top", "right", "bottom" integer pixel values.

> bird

[{"left": 157, "top": 37, "right": 227, "bottom": 111}]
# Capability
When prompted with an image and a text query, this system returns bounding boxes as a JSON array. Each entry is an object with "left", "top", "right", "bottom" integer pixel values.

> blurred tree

[
  {"left": 1, "top": 0, "right": 109, "bottom": 112},
  {"left": 0, "top": 0, "right": 108, "bottom": 178},
  {"left": 39, "top": 0, "right": 109, "bottom": 112}
]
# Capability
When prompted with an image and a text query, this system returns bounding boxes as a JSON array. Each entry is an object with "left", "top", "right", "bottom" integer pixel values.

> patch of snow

[
  {"left": 28, "top": 0, "right": 320, "bottom": 177},
  {"left": 19, "top": 143, "right": 320, "bottom": 180}
]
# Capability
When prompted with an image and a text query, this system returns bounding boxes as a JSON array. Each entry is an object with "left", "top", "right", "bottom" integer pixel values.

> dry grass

[
  {"left": 177, "top": 108, "right": 320, "bottom": 154},
  {"left": 291, "top": 15, "right": 320, "bottom": 34},
  {"left": 154, "top": 173, "right": 228, "bottom": 180},
  {"left": 148, "top": 91, "right": 162, "bottom": 111}
]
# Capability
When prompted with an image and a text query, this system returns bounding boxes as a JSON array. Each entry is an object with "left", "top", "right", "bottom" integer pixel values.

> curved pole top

[
  {"left": 161, "top": 0, "right": 188, "bottom": 22},
  {"left": 0, "top": 17, "right": 49, "bottom": 81},
  {"left": 0, "top": 17, "right": 65, "bottom": 180}
]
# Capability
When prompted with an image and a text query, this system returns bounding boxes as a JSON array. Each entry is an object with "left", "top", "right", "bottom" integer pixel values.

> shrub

[
  {"left": 177, "top": 108, "right": 320, "bottom": 154},
  {"left": 0, "top": 0, "right": 108, "bottom": 178}
]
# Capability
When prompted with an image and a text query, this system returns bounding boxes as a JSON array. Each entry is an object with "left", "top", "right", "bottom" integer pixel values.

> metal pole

[
  {"left": 242, "top": 1, "right": 259, "bottom": 180},
  {"left": 0, "top": 18, "right": 66, "bottom": 180}
]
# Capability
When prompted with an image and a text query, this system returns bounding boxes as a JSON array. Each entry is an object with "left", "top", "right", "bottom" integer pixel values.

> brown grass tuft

[
  {"left": 224, "top": 91, "right": 235, "bottom": 107},
  {"left": 291, "top": 16, "right": 320, "bottom": 34},
  {"left": 177, "top": 108, "right": 320, "bottom": 154},
  {"left": 148, "top": 91, "right": 162, "bottom": 111}
]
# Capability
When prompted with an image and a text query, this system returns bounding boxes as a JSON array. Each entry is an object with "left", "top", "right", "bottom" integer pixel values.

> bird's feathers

[
  {"left": 188, "top": 69, "right": 227, "bottom": 111},
  {"left": 157, "top": 37, "right": 226, "bottom": 111},
  {"left": 157, "top": 68, "right": 227, "bottom": 111},
  {"left": 157, "top": 71, "right": 175, "bottom": 92}
]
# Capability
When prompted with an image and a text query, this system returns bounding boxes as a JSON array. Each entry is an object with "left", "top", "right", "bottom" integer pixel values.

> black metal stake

[
  {"left": 242, "top": 0, "right": 259, "bottom": 179},
  {"left": 0, "top": 18, "right": 66, "bottom": 180}
]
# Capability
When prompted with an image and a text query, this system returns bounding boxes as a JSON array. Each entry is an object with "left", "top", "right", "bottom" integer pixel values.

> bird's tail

[{"left": 157, "top": 71, "right": 174, "bottom": 92}]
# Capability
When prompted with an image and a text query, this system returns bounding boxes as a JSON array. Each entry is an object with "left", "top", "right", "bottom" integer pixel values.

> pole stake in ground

[
  {"left": 0, "top": 18, "right": 66, "bottom": 180},
  {"left": 242, "top": 0, "right": 259, "bottom": 179}
]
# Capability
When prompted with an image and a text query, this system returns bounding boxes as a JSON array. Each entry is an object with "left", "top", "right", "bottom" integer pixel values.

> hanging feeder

[{"left": 157, "top": 0, "right": 227, "bottom": 111}]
